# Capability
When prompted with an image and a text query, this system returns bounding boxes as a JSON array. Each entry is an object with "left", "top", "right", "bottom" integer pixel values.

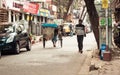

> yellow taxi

[{"left": 63, "top": 22, "right": 74, "bottom": 34}]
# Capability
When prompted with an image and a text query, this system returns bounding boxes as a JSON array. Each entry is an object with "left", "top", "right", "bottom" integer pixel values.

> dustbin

[{"left": 100, "top": 44, "right": 106, "bottom": 60}]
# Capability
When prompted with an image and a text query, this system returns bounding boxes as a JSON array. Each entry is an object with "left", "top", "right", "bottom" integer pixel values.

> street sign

[
  {"left": 99, "top": 17, "right": 112, "bottom": 26},
  {"left": 108, "top": 18, "right": 112, "bottom": 27},
  {"left": 100, "top": 18, "right": 106, "bottom": 26},
  {"left": 102, "top": 0, "right": 108, "bottom": 8}
]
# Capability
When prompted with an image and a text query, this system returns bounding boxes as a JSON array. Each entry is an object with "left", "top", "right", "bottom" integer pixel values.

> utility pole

[
  {"left": 28, "top": 13, "right": 32, "bottom": 34},
  {"left": 105, "top": 8, "right": 109, "bottom": 51},
  {"left": 102, "top": 0, "right": 111, "bottom": 61}
]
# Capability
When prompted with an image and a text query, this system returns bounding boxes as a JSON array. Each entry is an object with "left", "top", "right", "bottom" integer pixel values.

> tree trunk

[
  {"left": 64, "top": 0, "right": 74, "bottom": 20},
  {"left": 84, "top": 0, "right": 100, "bottom": 49},
  {"left": 79, "top": 6, "right": 86, "bottom": 19}
]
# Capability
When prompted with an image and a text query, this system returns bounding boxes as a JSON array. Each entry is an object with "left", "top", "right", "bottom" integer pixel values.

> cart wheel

[{"left": 43, "top": 38, "right": 46, "bottom": 48}]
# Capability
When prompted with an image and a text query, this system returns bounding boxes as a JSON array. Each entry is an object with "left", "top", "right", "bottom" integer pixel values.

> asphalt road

[{"left": 0, "top": 32, "right": 97, "bottom": 75}]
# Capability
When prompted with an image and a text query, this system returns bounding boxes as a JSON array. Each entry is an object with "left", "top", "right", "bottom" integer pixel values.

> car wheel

[
  {"left": 26, "top": 41, "right": 31, "bottom": 51},
  {"left": 14, "top": 43, "right": 20, "bottom": 54}
]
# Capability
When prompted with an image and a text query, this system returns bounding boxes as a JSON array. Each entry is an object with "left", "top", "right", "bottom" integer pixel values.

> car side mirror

[
  {"left": 16, "top": 25, "right": 25, "bottom": 34},
  {"left": 17, "top": 27, "right": 22, "bottom": 34}
]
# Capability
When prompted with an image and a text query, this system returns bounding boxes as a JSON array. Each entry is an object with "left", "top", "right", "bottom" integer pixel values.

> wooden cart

[{"left": 42, "top": 23, "right": 62, "bottom": 48}]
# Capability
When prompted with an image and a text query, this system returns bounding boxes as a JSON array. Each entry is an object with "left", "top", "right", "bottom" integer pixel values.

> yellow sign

[
  {"left": 40, "top": 9, "right": 49, "bottom": 13},
  {"left": 102, "top": 0, "right": 108, "bottom": 8}
]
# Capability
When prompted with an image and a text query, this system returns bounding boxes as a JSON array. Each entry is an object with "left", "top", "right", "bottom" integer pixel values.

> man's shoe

[
  {"left": 54, "top": 44, "right": 56, "bottom": 47},
  {"left": 79, "top": 50, "right": 83, "bottom": 53}
]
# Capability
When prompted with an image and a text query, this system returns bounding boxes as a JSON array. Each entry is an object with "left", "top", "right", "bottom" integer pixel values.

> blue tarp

[{"left": 42, "top": 23, "right": 58, "bottom": 28}]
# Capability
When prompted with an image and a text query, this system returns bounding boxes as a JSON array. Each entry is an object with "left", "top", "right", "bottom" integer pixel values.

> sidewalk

[
  {"left": 78, "top": 47, "right": 120, "bottom": 75},
  {"left": 89, "top": 48, "right": 120, "bottom": 75},
  {"left": 77, "top": 32, "right": 98, "bottom": 75},
  {"left": 78, "top": 50, "right": 93, "bottom": 75},
  {"left": 32, "top": 33, "right": 120, "bottom": 75}
]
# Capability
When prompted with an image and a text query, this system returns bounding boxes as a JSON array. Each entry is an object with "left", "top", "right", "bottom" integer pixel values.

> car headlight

[{"left": 6, "top": 36, "right": 14, "bottom": 43}]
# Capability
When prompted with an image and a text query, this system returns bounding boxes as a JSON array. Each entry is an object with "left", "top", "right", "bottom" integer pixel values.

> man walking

[{"left": 75, "top": 19, "right": 86, "bottom": 53}]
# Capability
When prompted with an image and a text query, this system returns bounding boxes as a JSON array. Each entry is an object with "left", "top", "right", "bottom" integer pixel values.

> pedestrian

[
  {"left": 75, "top": 19, "right": 86, "bottom": 53},
  {"left": 52, "top": 27, "right": 59, "bottom": 47},
  {"left": 69, "top": 24, "right": 73, "bottom": 36},
  {"left": 60, "top": 25, "right": 64, "bottom": 36}
]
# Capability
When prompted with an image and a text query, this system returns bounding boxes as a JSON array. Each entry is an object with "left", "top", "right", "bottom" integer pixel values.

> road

[{"left": 0, "top": 32, "right": 97, "bottom": 75}]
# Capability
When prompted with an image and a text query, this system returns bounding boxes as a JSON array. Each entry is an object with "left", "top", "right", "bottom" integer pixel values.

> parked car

[{"left": 0, "top": 21, "right": 31, "bottom": 54}]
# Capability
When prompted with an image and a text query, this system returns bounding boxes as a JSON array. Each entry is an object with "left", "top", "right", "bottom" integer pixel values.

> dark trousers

[{"left": 77, "top": 35, "right": 84, "bottom": 51}]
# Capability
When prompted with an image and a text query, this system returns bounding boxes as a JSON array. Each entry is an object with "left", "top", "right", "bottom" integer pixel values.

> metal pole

[
  {"left": 28, "top": 13, "right": 32, "bottom": 33},
  {"left": 105, "top": 8, "right": 109, "bottom": 51}
]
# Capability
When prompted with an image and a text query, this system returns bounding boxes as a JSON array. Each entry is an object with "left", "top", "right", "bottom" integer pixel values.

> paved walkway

[
  {"left": 33, "top": 32, "right": 98, "bottom": 75},
  {"left": 77, "top": 32, "right": 97, "bottom": 75},
  {"left": 78, "top": 32, "right": 120, "bottom": 75},
  {"left": 36, "top": 32, "right": 120, "bottom": 75}
]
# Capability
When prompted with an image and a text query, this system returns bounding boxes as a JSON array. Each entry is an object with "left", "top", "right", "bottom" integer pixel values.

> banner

[{"left": 23, "top": 2, "right": 39, "bottom": 14}]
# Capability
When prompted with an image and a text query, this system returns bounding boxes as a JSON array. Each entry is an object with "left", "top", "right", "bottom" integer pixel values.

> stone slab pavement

[
  {"left": 77, "top": 32, "right": 120, "bottom": 75},
  {"left": 34, "top": 34, "right": 120, "bottom": 75}
]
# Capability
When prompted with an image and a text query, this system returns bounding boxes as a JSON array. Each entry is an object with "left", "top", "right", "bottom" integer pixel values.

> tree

[
  {"left": 62, "top": 0, "right": 74, "bottom": 20},
  {"left": 52, "top": 0, "right": 70, "bottom": 19},
  {"left": 53, "top": 0, "right": 100, "bottom": 49},
  {"left": 84, "top": 0, "right": 99, "bottom": 49}
]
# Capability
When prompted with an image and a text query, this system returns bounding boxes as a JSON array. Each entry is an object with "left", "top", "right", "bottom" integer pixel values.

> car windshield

[{"left": 0, "top": 24, "right": 14, "bottom": 33}]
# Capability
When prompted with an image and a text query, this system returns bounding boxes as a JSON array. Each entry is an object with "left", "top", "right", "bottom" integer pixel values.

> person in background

[
  {"left": 52, "top": 27, "right": 59, "bottom": 47},
  {"left": 60, "top": 25, "right": 64, "bottom": 36},
  {"left": 69, "top": 24, "right": 73, "bottom": 36},
  {"left": 75, "top": 19, "right": 86, "bottom": 53}
]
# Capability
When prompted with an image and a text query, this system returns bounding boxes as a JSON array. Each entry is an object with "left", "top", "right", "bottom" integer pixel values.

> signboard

[
  {"left": 46, "top": 0, "right": 52, "bottom": 4},
  {"left": 23, "top": 2, "right": 39, "bottom": 14},
  {"left": 2, "top": 0, "right": 24, "bottom": 11},
  {"left": 38, "top": 9, "right": 50, "bottom": 17},
  {"left": 102, "top": 0, "right": 108, "bottom": 8},
  {"left": 30, "top": 0, "right": 51, "bottom": 2},
  {"left": 99, "top": 17, "right": 112, "bottom": 26},
  {"left": 100, "top": 17, "right": 106, "bottom": 26},
  {"left": 30, "top": 0, "right": 45, "bottom": 2}
]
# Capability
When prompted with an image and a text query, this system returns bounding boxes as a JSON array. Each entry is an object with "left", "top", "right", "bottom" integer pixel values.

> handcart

[{"left": 42, "top": 23, "right": 63, "bottom": 48}]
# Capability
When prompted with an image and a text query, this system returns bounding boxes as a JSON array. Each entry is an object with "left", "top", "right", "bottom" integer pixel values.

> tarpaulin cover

[{"left": 42, "top": 23, "right": 58, "bottom": 28}]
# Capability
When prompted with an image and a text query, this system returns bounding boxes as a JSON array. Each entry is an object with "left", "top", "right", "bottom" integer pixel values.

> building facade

[{"left": 0, "top": 0, "right": 57, "bottom": 35}]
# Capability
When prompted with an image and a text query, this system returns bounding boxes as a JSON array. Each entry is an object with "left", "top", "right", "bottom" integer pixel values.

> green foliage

[
  {"left": 53, "top": 0, "right": 69, "bottom": 12},
  {"left": 53, "top": 0, "right": 70, "bottom": 18},
  {"left": 52, "top": 0, "right": 82, "bottom": 19}
]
